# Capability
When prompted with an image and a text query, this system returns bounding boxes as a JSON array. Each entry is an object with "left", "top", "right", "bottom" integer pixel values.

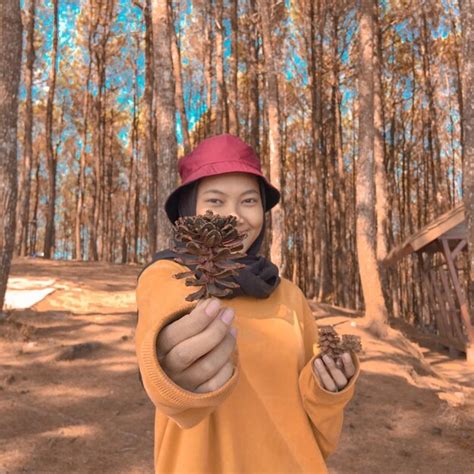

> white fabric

[{"left": 4, "top": 278, "right": 57, "bottom": 310}]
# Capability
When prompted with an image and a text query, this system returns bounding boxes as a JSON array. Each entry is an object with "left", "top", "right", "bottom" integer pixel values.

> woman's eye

[
  {"left": 244, "top": 199, "right": 257, "bottom": 204},
  {"left": 206, "top": 199, "right": 222, "bottom": 204}
]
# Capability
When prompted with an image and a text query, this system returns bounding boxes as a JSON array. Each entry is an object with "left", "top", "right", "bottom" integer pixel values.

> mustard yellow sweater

[{"left": 135, "top": 259, "right": 360, "bottom": 474}]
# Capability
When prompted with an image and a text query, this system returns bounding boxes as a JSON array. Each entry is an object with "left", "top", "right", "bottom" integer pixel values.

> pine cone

[
  {"left": 318, "top": 324, "right": 362, "bottom": 367},
  {"left": 341, "top": 334, "right": 362, "bottom": 354},
  {"left": 171, "top": 210, "right": 248, "bottom": 302},
  {"left": 318, "top": 325, "right": 344, "bottom": 360}
]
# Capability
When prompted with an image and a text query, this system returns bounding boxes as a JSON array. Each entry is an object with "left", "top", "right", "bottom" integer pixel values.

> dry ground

[{"left": 1, "top": 257, "right": 473, "bottom": 474}]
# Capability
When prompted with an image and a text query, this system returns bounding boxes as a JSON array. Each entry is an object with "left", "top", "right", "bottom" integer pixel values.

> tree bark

[
  {"left": 228, "top": 0, "right": 239, "bottom": 135},
  {"left": 373, "top": 0, "right": 389, "bottom": 263},
  {"left": 357, "top": 0, "right": 389, "bottom": 337},
  {"left": 247, "top": 0, "right": 260, "bottom": 152},
  {"left": 17, "top": 0, "right": 35, "bottom": 257},
  {"left": 169, "top": 0, "right": 190, "bottom": 154},
  {"left": 215, "top": 0, "right": 228, "bottom": 134},
  {"left": 152, "top": 0, "right": 177, "bottom": 252},
  {"left": 43, "top": 0, "right": 59, "bottom": 259},
  {"left": 122, "top": 78, "right": 138, "bottom": 264},
  {"left": 75, "top": 12, "right": 93, "bottom": 261},
  {"left": 460, "top": 0, "right": 474, "bottom": 316},
  {"left": 0, "top": 0, "right": 22, "bottom": 311},
  {"left": 204, "top": 1, "right": 213, "bottom": 137},
  {"left": 142, "top": 0, "right": 157, "bottom": 257},
  {"left": 30, "top": 152, "right": 40, "bottom": 255},
  {"left": 257, "top": 0, "right": 284, "bottom": 272}
]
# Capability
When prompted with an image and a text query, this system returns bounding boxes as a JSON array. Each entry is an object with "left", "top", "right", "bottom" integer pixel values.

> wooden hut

[{"left": 383, "top": 203, "right": 474, "bottom": 364}]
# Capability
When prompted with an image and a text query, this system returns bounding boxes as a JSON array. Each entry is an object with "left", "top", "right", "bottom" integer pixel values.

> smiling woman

[
  {"left": 135, "top": 133, "right": 361, "bottom": 474},
  {"left": 196, "top": 173, "right": 264, "bottom": 254}
]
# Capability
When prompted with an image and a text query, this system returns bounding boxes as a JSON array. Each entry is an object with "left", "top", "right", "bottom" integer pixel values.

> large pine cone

[{"left": 172, "top": 210, "right": 247, "bottom": 301}]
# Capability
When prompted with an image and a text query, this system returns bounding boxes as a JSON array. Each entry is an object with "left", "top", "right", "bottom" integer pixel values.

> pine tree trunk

[
  {"left": 90, "top": 1, "right": 114, "bottom": 261},
  {"left": 204, "top": 2, "right": 213, "bottom": 137},
  {"left": 75, "top": 19, "right": 92, "bottom": 261},
  {"left": 43, "top": 0, "right": 59, "bottom": 259},
  {"left": 169, "top": 0, "right": 190, "bottom": 154},
  {"left": 132, "top": 144, "right": 140, "bottom": 263},
  {"left": 248, "top": 0, "right": 259, "bottom": 152},
  {"left": 215, "top": 0, "right": 227, "bottom": 134},
  {"left": 228, "top": 0, "right": 239, "bottom": 136},
  {"left": 0, "top": 0, "right": 22, "bottom": 311},
  {"left": 152, "top": 0, "right": 177, "bottom": 252},
  {"left": 374, "top": 1, "right": 389, "bottom": 263},
  {"left": 420, "top": 12, "right": 441, "bottom": 211},
  {"left": 312, "top": 1, "right": 329, "bottom": 299},
  {"left": 357, "top": 0, "right": 389, "bottom": 337},
  {"left": 460, "top": 0, "right": 474, "bottom": 319},
  {"left": 30, "top": 152, "right": 40, "bottom": 255},
  {"left": 257, "top": 0, "right": 284, "bottom": 272},
  {"left": 17, "top": 0, "right": 35, "bottom": 257},
  {"left": 373, "top": 0, "right": 392, "bottom": 316},
  {"left": 330, "top": 10, "right": 342, "bottom": 304},
  {"left": 302, "top": 0, "right": 318, "bottom": 298},
  {"left": 143, "top": 0, "right": 157, "bottom": 257},
  {"left": 122, "top": 87, "right": 138, "bottom": 264}
]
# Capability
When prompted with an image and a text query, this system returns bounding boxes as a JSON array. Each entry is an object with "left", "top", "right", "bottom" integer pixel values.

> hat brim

[{"left": 165, "top": 171, "right": 280, "bottom": 224}]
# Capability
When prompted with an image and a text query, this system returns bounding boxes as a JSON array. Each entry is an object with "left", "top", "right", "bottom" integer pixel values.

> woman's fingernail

[
  {"left": 230, "top": 327, "right": 238, "bottom": 338},
  {"left": 220, "top": 308, "right": 235, "bottom": 325},
  {"left": 205, "top": 299, "right": 221, "bottom": 317}
]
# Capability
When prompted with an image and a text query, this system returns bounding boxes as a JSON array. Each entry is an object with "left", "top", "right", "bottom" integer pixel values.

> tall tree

[
  {"left": 43, "top": 0, "right": 59, "bottom": 258},
  {"left": 373, "top": 0, "right": 389, "bottom": 263},
  {"left": 215, "top": 0, "right": 228, "bottom": 133},
  {"left": 143, "top": 0, "right": 158, "bottom": 257},
  {"left": 169, "top": 0, "right": 190, "bottom": 154},
  {"left": 257, "top": 0, "right": 284, "bottom": 272},
  {"left": 247, "top": 0, "right": 260, "bottom": 151},
  {"left": 228, "top": 0, "right": 239, "bottom": 135},
  {"left": 460, "top": 0, "right": 474, "bottom": 314},
  {"left": 74, "top": 9, "right": 94, "bottom": 260},
  {"left": 17, "top": 0, "right": 36, "bottom": 257},
  {"left": 0, "top": 0, "right": 22, "bottom": 311},
  {"left": 357, "top": 0, "right": 389, "bottom": 336},
  {"left": 152, "top": 0, "right": 178, "bottom": 251}
]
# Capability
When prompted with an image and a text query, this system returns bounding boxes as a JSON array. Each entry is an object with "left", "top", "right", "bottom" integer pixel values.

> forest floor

[{"left": 1, "top": 257, "right": 473, "bottom": 474}]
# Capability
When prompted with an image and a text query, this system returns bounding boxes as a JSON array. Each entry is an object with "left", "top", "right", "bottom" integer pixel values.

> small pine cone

[
  {"left": 341, "top": 334, "right": 362, "bottom": 354},
  {"left": 318, "top": 325, "right": 343, "bottom": 359}
]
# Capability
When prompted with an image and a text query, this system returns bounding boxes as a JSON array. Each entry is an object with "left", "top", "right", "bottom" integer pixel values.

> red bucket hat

[{"left": 165, "top": 133, "right": 281, "bottom": 223}]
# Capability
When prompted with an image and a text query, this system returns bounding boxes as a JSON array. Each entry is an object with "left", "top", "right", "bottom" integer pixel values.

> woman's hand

[
  {"left": 156, "top": 298, "right": 238, "bottom": 393},
  {"left": 312, "top": 352, "right": 356, "bottom": 393}
]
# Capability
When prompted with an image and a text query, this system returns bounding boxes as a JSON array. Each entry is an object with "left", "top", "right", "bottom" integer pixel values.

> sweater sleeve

[
  {"left": 297, "top": 294, "right": 361, "bottom": 460},
  {"left": 135, "top": 260, "right": 240, "bottom": 430}
]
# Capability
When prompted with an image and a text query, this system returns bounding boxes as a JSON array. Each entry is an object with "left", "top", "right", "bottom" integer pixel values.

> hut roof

[{"left": 383, "top": 203, "right": 465, "bottom": 266}]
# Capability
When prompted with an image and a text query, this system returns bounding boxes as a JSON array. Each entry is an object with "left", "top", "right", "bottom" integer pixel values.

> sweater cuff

[
  {"left": 305, "top": 352, "right": 361, "bottom": 403},
  {"left": 137, "top": 301, "right": 240, "bottom": 408}
]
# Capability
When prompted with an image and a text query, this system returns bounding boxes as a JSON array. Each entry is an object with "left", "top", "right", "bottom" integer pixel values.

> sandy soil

[{"left": 1, "top": 257, "right": 473, "bottom": 474}]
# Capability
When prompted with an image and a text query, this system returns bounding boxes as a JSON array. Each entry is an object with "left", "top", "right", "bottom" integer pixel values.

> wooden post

[
  {"left": 451, "top": 239, "right": 467, "bottom": 260},
  {"left": 441, "top": 238, "right": 474, "bottom": 364},
  {"left": 421, "top": 254, "right": 450, "bottom": 338},
  {"left": 439, "top": 265, "right": 465, "bottom": 342},
  {"left": 430, "top": 268, "right": 453, "bottom": 338}
]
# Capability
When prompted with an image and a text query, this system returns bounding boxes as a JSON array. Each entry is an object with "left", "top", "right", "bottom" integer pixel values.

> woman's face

[{"left": 196, "top": 172, "right": 264, "bottom": 254}]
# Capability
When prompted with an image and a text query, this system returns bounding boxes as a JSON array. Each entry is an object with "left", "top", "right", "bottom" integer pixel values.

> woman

[{"left": 135, "top": 133, "right": 360, "bottom": 473}]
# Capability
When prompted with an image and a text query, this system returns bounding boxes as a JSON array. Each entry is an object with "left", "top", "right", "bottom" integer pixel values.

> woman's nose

[{"left": 226, "top": 207, "right": 244, "bottom": 223}]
